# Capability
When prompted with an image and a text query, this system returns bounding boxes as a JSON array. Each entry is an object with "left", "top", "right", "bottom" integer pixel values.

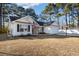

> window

[
  {"left": 17, "top": 24, "right": 19, "bottom": 32},
  {"left": 20, "top": 28, "right": 24, "bottom": 32},
  {"left": 28, "top": 25, "right": 30, "bottom": 32},
  {"left": 19, "top": 24, "right": 24, "bottom": 32},
  {"left": 17, "top": 24, "right": 30, "bottom": 32},
  {"left": 25, "top": 28, "right": 27, "bottom": 31}
]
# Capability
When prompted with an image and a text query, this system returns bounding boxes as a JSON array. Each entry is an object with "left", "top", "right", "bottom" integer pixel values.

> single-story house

[
  {"left": 8, "top": 16, "right": 40, "bottom": 36},
  {"left": 8, "top": 15, "right": 61, "bottom": 36}
]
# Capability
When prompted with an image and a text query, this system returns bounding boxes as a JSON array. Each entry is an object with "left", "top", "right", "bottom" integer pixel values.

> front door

[{"left": 32, "top": 25, "right": 39, "bottom": 35}]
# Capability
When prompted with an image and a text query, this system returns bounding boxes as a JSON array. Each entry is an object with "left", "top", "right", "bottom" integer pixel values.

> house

[
  {"left": 8, "top": 16, "right": 40, "bottom": 36},
  {"left": 8, "top": 15, "right": 60, "bottom": 36}
]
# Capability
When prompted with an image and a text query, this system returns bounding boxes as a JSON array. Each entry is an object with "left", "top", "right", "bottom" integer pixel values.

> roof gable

[{"left": 12, "top": 15, "right": 40, "bottom": 26}]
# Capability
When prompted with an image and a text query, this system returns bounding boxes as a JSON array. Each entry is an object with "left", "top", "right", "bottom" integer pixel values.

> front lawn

[{"left": 0, "top": 37, "right": 79, "bottom": 56}]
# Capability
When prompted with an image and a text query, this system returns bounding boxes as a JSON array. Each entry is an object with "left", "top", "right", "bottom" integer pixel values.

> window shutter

[
  {"left": 28, "top": 25, "right": 30, "bottom": 32},
  {"left": 17, "top": 24, "right": 19, "bottom": 32}
]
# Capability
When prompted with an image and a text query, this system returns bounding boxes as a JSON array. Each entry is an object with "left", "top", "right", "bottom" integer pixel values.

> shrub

[
  {"left": 0, "top": 27, "right": 8, "bottom": 34},
  {"left": 69, "top": 23, "right": 76, "bottom": 28}
]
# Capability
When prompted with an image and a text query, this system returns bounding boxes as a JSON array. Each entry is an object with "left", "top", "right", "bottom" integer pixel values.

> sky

[
  {"left": 17, "top": 3, "right": 47, "bottom": 15},
  {"left": 32, "top": 3, "right": 47, "bottom": 15},
  {"left": 17, "top": 3, "right": 77, "bottom": 25}
]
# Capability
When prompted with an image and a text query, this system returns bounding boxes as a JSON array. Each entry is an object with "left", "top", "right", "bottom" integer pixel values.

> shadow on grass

[
  {"left": 0, "top": 51, "right": 23, "bottom": 56},
  {"left": 0, "top": 34, "right": 79, "bottom": 41},
  {"left": 11, "top": 34, "right": 79, "bottom": 40}
]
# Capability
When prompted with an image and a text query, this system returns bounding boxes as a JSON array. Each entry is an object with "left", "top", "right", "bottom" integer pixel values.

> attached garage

[{"left": 44, "top": 22, "right": 59, "bottom": 34}]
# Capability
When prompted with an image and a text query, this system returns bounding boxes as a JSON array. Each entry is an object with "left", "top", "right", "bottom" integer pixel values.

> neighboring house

[
  {"left": 8, "top": 16, "right": 40, "bottom": 36},
  {"left": 44, "top": 22, "right": 59, "bottom": 34}
]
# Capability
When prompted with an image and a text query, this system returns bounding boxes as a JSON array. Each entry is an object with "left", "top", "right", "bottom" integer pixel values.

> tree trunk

[
  {"left": 57, "top": 17, "right": 60, "bottom": 29},
  {"left": 56, "top": 8, "right": 60, "bottom": 29},
  {"left": 69, "top": 13, "right": 71, "bottom": 29},
  {"left": 0, "top": 4, "right": 2, "bottom": 29},
  {"left": 65, "top": 13, "right": 68, "bottom": 36},
  {"left": 77, "top": 20, "right": 79, "bottom": 28},
  {"left": 77, "top": 10, "right": 79, "bottom": 29},
  {"left": 42, "top": 26, "right": 44, "bottom": 33},
  {"left": 77, "top": 16, "right": 79, "bottom": 29},
  {"left": 3, "top": 14, "right": 5, "bottom": 28},
  {"left": 73, "top": 16, "right": 75, "bottom": 28}
]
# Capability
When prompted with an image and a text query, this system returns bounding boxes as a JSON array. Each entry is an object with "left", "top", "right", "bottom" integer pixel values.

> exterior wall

[
  {"left": 44, "top": 26, "right": 59, "bottom": 34},
  {"left": 9, "top": 22, "right": 32, "bottom": 36}
]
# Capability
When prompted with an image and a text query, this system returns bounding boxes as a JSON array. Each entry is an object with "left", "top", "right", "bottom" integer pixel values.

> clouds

[{"left": 17, "top": 3, "right": 40, "bottom": 9}]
